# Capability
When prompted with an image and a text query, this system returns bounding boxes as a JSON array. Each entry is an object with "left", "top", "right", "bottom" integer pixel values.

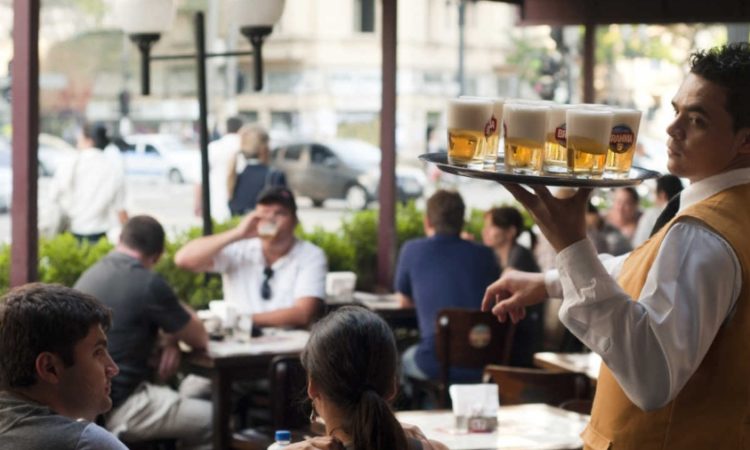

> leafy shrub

[{"left": 0, "top": 203, "right": 519, "bottom": 305}]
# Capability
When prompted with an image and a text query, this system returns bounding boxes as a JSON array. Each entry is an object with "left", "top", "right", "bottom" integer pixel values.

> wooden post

[
  {"left": 10, "top": 0, "right": 40, "bottom": 287},
  {"left": 378, "top": 0, "right": 398, "bottom": 290}
]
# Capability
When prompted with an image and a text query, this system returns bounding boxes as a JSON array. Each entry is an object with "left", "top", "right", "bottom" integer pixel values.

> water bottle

[{"left": 267, "top": 430, "right": 292, "bottom": 449}]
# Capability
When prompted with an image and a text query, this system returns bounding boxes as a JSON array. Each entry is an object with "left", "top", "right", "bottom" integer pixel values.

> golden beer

[
  {"left": 447, "top": 98, "right": 493, "bottom": 167},
  {"left": 604, "top": 109, "right": 642, "bottom": 177},
  {"left": 566, "top": 135, "right": 609, "bottom": 175},
  {"left": 503, "top": 103, "right": 548, "bottom": 174},
  {"left": 542, "top": 104, "right": 572, "bottom": 174},
  {"left": 565, "top": 108, "right": 613, "bottom": 177},
  {"left": 448, "top": 129, "right": 486, "bottom": 166},
  {"left": 506, "top": 137, "right": 544, "bottom": 173}
]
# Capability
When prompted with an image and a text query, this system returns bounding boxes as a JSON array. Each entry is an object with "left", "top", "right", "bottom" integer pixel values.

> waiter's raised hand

[
  {"left": 482, "top": 269, "right": 548, "bottom": 324},
  {"left": 501, "top": 183, "right": 592, "bottom": 252}
]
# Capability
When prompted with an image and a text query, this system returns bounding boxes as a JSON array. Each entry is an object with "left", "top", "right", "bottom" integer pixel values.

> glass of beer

[
  {"left": 503, "top": 103, "right": 548, "bottom": 175},
  {"left": 542, "top": 104, "right": 573, "bottom": 174},
  {"left": 484, "top": 98, "right": 505, "bottom": 167},
  {"left": 565, "top": 108, "right": 613, "bottom": 178},
  {"left": 604, "top": 108, "right": 642, "bottom": 177},
  {"left": 447, "top": 98, "right": 494, "bottom": 168}
]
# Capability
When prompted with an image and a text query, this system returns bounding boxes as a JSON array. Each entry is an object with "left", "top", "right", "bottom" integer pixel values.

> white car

[
  {"left": 116, "top": 134, "right": 201, "bottom": 183},
  {"left": 0, "top": 141, "right": 11, "bottom": 212}
]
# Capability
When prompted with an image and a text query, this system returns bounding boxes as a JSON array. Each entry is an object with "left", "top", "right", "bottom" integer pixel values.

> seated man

[
  {"left": 395, "top": 190, "right": 500, "bottom": 384},
  {"left": 74, "top": 215, "right": 212, "bottom": 449},
  {"left": 175, "top": 186, "right": 328, "bottom": 328},
  {"left": 0, "top": 283, "right": 127, "bottom": 449}
]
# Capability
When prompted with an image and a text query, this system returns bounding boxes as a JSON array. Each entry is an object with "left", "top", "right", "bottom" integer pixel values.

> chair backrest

[
  {"left": 268, "top": 355, "right": 309, "bottom": 429},
  {"left": 483, "top": 364, "right": 592, "bottom": 407},
  {"left": 435, "top": 308, "right": 515, "bottom": 386}
]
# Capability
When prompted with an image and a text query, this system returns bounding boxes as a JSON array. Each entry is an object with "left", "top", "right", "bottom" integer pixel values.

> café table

[
  {"left": 183, "top": 329, "right": 309, "bottom": 450},
  {"left": 533, "top": 352, "right": 601, "bottom": 383},
  {"left": 396, "top": 403, "right": 589, "bottom": 450}
]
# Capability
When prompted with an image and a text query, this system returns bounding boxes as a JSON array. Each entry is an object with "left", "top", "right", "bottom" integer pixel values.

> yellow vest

[{"left": 582, "top": 183, "right": 750, "bottom": 450}]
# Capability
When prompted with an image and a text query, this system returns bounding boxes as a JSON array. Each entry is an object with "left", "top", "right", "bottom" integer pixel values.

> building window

[{"left": 354, "top": 0, "right": 375, "bottom": 33}]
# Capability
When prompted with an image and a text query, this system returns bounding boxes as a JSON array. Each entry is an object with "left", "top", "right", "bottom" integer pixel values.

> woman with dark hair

[
  {"left": 482, "top": 206, "right": 544, "bottom": 367},
  {"left": 289, "top": 307, "right": 447, "bottom": 450},
  {"left": 481, "top": 206, "right": 539, "bottom": 273}
]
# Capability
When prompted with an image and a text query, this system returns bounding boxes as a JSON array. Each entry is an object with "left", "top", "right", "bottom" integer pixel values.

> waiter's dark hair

[
  {"left": 690, "top": 42, "right": 750, "bottom": 131},
  {"left": 301, "top": 306, "right": 408, "bottom": 450}
]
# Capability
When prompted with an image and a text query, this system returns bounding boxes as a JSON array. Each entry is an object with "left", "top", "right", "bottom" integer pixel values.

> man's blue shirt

[{"left": 394, "top": 233, "right": 500, "bottom": 382}]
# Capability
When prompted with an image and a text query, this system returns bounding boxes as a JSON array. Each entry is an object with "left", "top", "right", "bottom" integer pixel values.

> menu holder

[{"left": 419, "top": 152, "right": 660, "bottom": 188}]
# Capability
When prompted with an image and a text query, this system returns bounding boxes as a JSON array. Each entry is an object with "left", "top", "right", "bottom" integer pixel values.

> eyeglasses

[{"left": 261, "top": 266, "right": 274, "bottom": 300}]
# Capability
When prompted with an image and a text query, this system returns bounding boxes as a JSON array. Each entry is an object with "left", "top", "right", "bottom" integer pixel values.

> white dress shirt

[
  {"left": 207, "top": 133, "right": 240, "bottom": 223},
  {"left": 545, "top": 168, "right": 750, "bottom": 411},
  {"left": 49, "top": 148, "right": 126, "bottom": 235},
  {"left": 213, "top": 238, "right": 328, "bottom": 315}
]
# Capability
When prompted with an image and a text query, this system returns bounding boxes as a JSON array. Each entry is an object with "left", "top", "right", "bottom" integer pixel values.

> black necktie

[{"left": 649, "top": 193, "right": 681, "bottom": 237}]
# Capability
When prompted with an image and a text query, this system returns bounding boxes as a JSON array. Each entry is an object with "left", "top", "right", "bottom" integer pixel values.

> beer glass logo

[
  {"left": 555, "top": 125, "right": 567, "bottom": 147},
  {"left": 610, "top": 125, "right": 635, "bottom": 154},
  {"left": 485, "top": 116, "right": 498, "bottom": 138}
]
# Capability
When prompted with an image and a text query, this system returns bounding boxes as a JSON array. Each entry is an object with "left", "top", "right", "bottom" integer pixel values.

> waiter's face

[{"left": 666, "top": 73, "right": 750, "bottom": 182}]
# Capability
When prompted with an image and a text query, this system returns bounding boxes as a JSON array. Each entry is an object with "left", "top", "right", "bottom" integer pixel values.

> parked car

[
  {"left": 271, "top": 139, "right": 425, "bottom": 210},
  {"left": 116, "top": 134, "right": 201, "bottom": 183},
  {"left": 0, "top": 140, "right": 11, "bottom": 212}
]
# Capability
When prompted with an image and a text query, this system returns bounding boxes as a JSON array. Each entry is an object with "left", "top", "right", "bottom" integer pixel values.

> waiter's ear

[{"left": 736, "top": 127, "right": 750, "bottom": 154}]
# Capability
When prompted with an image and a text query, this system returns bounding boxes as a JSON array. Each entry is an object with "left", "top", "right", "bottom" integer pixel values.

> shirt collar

[{"left": 679, "top": 167, "right": 750, "bottom": 212}]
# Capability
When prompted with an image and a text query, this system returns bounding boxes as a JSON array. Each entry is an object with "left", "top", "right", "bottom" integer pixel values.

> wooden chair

[
  {"left": 425, "top": 308, "right": 515, "bottom": 407},
  {"left": 232, "top": 355, "right": 313, "bottom": 449},
  {"left": 482, "top": 364, "right": 592, "bottom": 407}
]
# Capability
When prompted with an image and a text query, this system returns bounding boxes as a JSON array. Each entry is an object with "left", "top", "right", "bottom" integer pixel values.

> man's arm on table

[
  {"left": 158, "top": 304, "right": 209, "bottom": 380},
  {"left": 174, "top": 213, "right": 258, "bottom": 272},
  {"left": 252, "top": 297, "right": 323, "bottom": 328},
  {"left": 397, "top": 293, "right": 414, "bottom": 308}
]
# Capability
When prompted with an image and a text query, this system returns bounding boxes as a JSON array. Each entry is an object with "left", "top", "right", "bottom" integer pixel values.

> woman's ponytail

[{"left": 350, "top": 390, "right": 408, "bottom": 450}]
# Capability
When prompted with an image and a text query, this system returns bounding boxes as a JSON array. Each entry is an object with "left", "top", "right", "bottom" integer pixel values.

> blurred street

[{"left": 0, "top": 176, "right": 514, "bottom": 245}]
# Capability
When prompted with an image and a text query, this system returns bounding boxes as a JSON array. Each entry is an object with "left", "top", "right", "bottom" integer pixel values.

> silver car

[{"left": 271, "top": 139, "right": 425, "bottom": 210}]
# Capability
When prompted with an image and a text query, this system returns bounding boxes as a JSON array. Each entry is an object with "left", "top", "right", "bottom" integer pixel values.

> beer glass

[
  {"left": 503, "top": 103, "right": 548, "bottom": 175},
  {"left": 484, "top": 98, "right": 505, "bottom": 167},
  {"left": 604, "top": 108, "right": 642, "bottom": 177},
  {"left": 542, "top": 104, "right": 573, "bottom": 174},
  {"left": 447, "top": 98, "right": 494, "bottom": 168},
  {"left": 565, "top": 108, "right": 613, "bottom": 177}
]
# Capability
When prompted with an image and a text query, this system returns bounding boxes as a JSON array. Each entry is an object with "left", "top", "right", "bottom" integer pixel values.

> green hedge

[{"left": 0, "top": 201, "right": 524, "bottom": 309}]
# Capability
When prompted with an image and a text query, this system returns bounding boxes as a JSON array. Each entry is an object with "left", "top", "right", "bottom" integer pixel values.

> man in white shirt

[
  {"left": 483, "top": 43, "right": 750, "bottom": 449},
  {"left": 49, "top": 123, "right": 128, "bottom": 243},
  {"left": 177, "top": 186, "right": 327, "bottom": 328},
  {"left": 194, "top": 116, "right": 243, "bottom": 223}
]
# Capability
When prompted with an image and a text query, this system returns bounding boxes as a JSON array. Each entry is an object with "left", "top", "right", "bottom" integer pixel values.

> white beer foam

[
  {"left": 611, "top": 108, "right": 642, "bottom": 133},
  {"left": 566, "top": 108, "right": 613, "bottom": 142},
  {"left": 546, "top": 104, "right": 574, "bottom": 132},
  {"left": 449, "top": 98, "right": 493, "bottom": 130},
  {"left": 504, "top": 104, "right": 548, "bottom": 142}
]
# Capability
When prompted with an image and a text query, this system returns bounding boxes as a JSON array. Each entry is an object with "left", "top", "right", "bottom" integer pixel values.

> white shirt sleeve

[
  {"left": 555, "top": 221, "right": 741, "bottom": 411},
  {"left": 543, "top": 247, "right": 629, "bottom": 299}
]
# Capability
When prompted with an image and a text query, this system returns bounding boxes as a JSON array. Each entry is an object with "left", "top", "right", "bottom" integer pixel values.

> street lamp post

[{"left": 116, "top": 0, "right": 285, "bottom": 237}]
